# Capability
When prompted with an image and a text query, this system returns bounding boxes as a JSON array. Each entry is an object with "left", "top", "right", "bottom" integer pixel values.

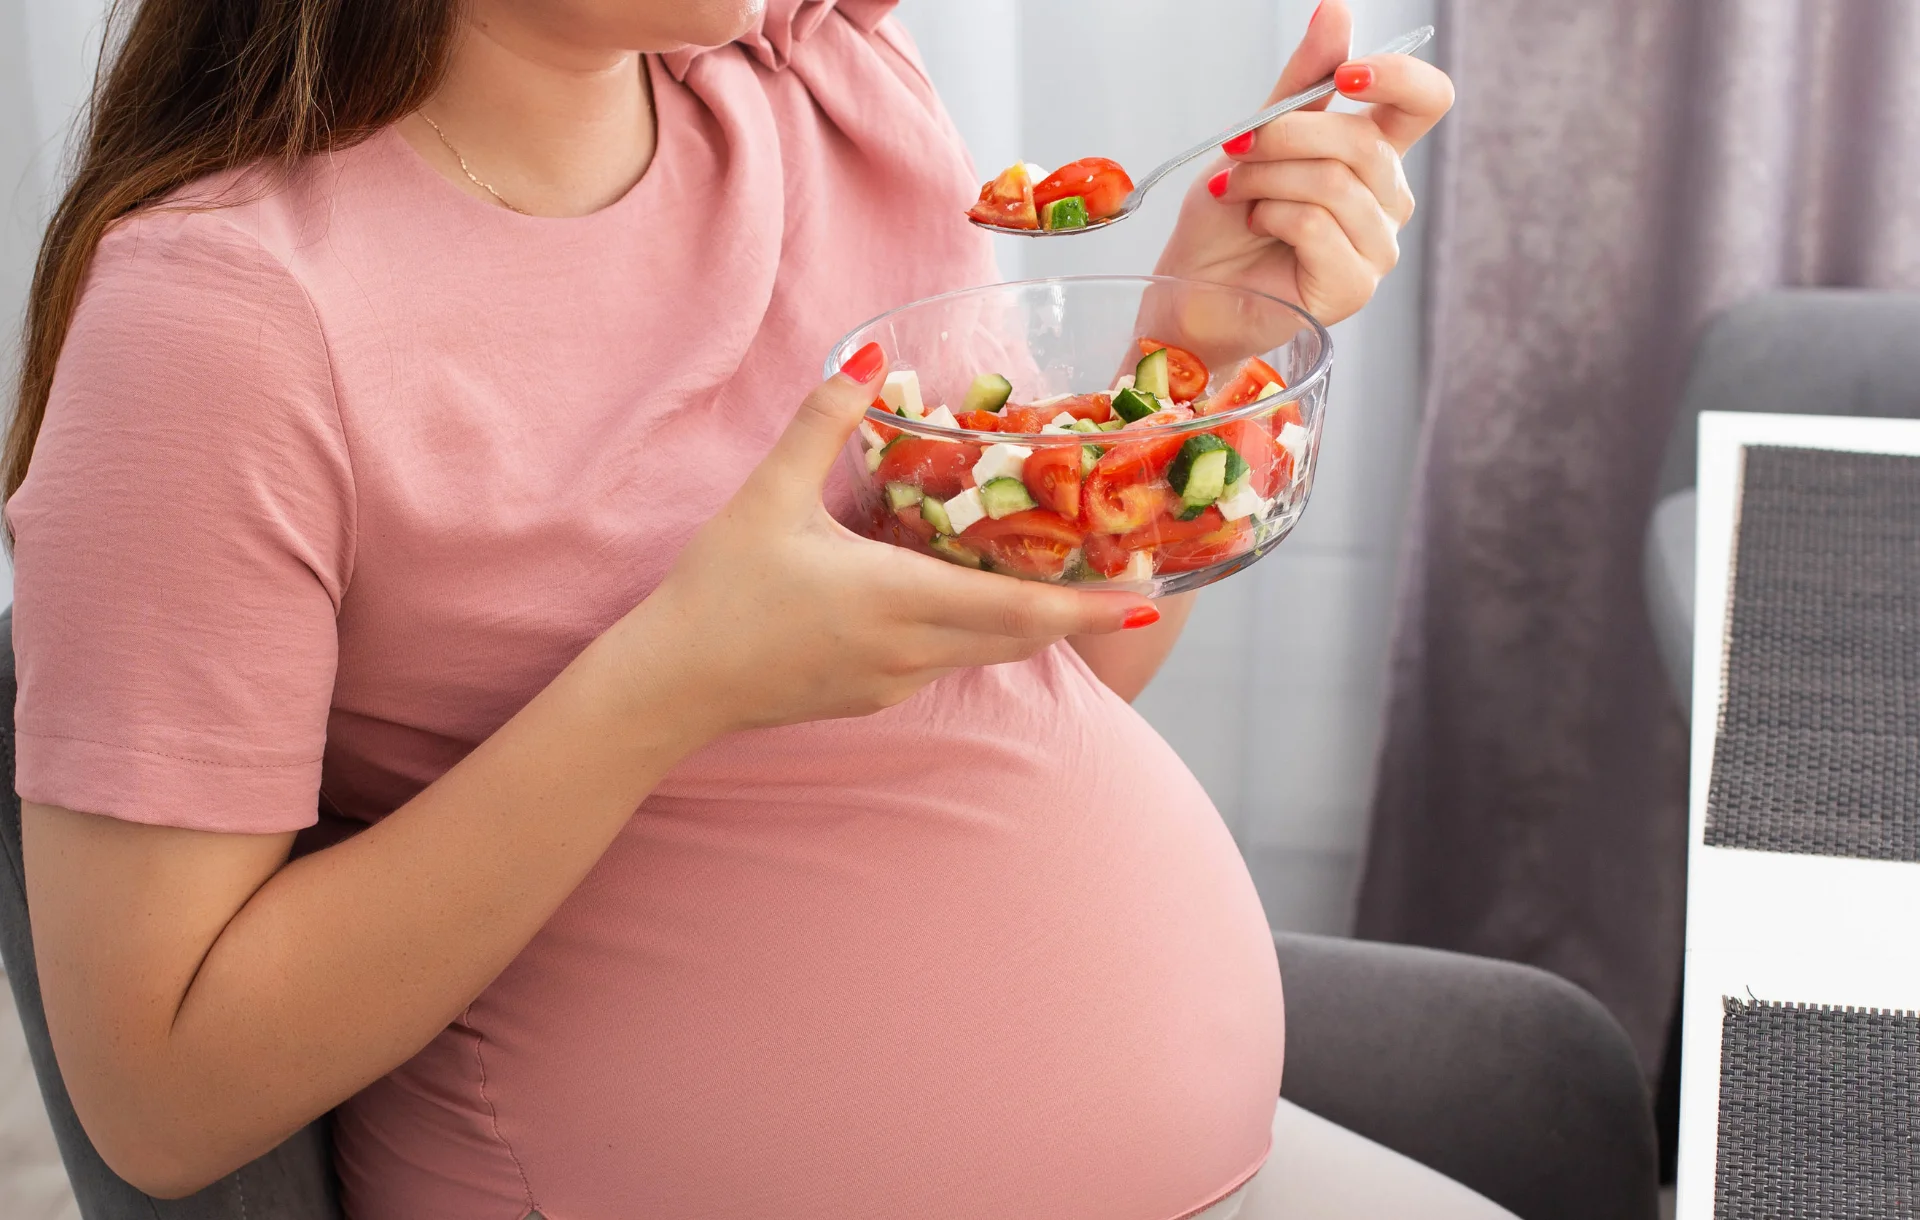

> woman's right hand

[{"left": 622, "top": 342, "right": 1157, "bottom": 735}]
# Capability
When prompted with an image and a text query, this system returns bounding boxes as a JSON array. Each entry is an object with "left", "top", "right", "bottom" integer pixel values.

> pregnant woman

[{"left": 9, "top": 0, "right": 1487, "bottom": 1216}]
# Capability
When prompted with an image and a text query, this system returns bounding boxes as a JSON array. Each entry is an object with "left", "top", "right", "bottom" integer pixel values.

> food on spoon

[
  {"left": 852, "top": 337, "right": 1307, "bottom": 587},
  {"left": 969, "top": 157, "right": 1135, "bottom": 230}
]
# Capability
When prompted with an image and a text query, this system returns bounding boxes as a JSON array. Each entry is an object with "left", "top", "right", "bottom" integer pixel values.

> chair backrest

[
  {"left": 1657, "top": 289, "right": 1920, "bottom": 499},
  {"left": 0, "top": 607, "right": 344, "bottom": 1219}
]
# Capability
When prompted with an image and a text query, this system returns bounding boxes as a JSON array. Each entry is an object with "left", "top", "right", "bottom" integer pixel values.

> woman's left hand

[{"left": 1155, "top": 0, "right": 1455, "bottom": 327}]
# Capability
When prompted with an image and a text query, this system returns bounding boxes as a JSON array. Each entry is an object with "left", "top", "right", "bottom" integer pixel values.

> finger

[
  {"left": 1333, "top": 52, "right": 1455, "bottom": 155},
  {"left": 752, "top": 341, "right": 890, "bottom": 500},
  {"left": 1267, "top": 0, "right": 1354, "bottom": 108},
  {"left": 1247, "top": 199, "right": 1377, "bottom": 316},
  {"left": 1221, "top": 111, "right": 1413, "bottom": 224},
  {"left": 916, "top": 568, "right": 1152, "bottom": 640},
  {"left": 1216, "top": 159, "right": 1401, "bottom": 271}
]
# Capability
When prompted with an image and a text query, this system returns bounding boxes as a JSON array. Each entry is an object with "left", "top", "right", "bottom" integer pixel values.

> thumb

[
  {"left": 757, "top": 340, "right": 890, "bottom": 498},
  {"left": 1269, "top": 0, "right": 1353, "bottom": 108}
]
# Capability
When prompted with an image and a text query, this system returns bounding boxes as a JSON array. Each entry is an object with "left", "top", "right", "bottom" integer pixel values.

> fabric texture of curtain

[{"left": 1360, "top": 0, "right": 1920, "bottom": 1069}]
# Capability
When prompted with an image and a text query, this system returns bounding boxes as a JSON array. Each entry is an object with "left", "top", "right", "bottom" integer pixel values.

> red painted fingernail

[
  {"left": 1122, "top": 605, "right": 1161, "bottom": 630},
  {"left": 1335, "top": 63, "right": 1374, "bottom": 94},
  {"left": 840, "top": 341, "right": 885, "bottom": 385},
  {"left": 1309, "top": 1, "right": 1324, "bottom": 26},
  {"left": 1223, "top": 131, "right": 1255, "bottom": 157},
  {"left": 1206, "top": 169, "right": 1230, "bottom": 199}
]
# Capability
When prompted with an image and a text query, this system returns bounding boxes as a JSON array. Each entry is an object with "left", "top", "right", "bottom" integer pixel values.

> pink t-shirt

[{"left": 8, "top": 4, "right": 1284, "bottom": 1216}]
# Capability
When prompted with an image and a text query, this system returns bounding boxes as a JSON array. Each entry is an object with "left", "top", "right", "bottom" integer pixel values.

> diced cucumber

[
  {"left": 1134, "top": 347, "right": 1171, "bottom": 398},
  {"left": 1111, "top": 387, "right": 1158, "bottom": 423},
  {"left": 971, "top": 442, "right": 1032, "bottom": 486},
  {"left": 1070, "top": 417, "right": 1101, "bottom": 434},
  {"left": 1254, "top": 380, "right": 1284, "bottom": 401},
  {"left": 1040, "top": 195, "right": 1090, "bottom": 230},
  {"left": 1223, "top": 446, "right": 1249, "bottom": 486},
  {"left": 941, "top": 486, "right": 987, "bottom": 534},
  {"left": 1081, "top": 443, "right": 1104, "bottom": 477},
  {"left": 919, "top": 494, "right": 956, "bottom": 536},
  {"left": 885, "top": 482, "right": 922, "bottom": 511},
  {"left": 928, "top": 536, "right": 983, "bottom": 569},
  {"left": 978, "top": 476, "right": 1038, "bottom": 519},
  {"left": 1097, "top": 419, "right": 1127, "bottom": 432},
  {"left": 961, "top": 373, "right": 1014, "bottom": 414},
  {"left": 1168, "top": 434, "right": 1232, "bottom": 517}
]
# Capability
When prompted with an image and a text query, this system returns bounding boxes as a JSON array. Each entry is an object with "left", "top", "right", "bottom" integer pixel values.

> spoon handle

[{"left": 1125, "top": 24, "right": 1437, "bottom": 208}]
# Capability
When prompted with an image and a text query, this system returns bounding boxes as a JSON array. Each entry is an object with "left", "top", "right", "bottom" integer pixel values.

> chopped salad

[
  {"left": 853, "top": 339, "right": 1312, "bottom": 585},
  {"left": 968, "top": 158, "right": 1135, "bottom": 231}
]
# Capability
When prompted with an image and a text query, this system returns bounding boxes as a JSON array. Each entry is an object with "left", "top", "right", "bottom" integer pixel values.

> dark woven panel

[
  {"left": 1715, "top": 999, "right": 1919, "bottom": 1219},
  {"left": 1704, "top": 446, "right": 1920, "bottom": 860}
]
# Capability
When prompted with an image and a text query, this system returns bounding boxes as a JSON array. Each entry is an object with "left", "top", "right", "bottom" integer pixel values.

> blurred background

[{"left": 8, "top": 0, "right": 1920, "bottom": 1215}]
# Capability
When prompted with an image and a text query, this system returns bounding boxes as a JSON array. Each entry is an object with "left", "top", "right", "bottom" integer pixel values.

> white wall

[
  {"left": 897, "top": 0, "right": 1436, "bottom": 935},
  {"left": 1, "top": 0, "right": 108, "bottom": 609}
]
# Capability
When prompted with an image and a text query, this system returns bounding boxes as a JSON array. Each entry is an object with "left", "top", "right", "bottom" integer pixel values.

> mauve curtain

[{"left": 1358, "top": 0, "right": 1920, "bottom": 1069}]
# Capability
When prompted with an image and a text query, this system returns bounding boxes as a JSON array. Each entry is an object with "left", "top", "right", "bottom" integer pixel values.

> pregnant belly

[{"left": 335, "top": 650, "right": 1284, "bottom": 1220}]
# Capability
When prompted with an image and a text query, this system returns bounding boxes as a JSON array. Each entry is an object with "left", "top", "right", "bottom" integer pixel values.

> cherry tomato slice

[
  {"left": 894, "top": 502, "right": 937, "bottom": 544},
  {"left": 953, "top": 410, "right": 1003, "bottom": 433},
  {"left": 873, "top": 437, "right": 983, "bottom": 500},
  {"left": 1126, "top": 510, "right": 1255, "bottom": 574},
  {"left": 1213, "top": 418, "right": 1285, "bottom": 498},
  {"left": 1138, "top": 338, "right": 1210, "bottom": 403},
  {"left": 1202, "top": 356, "right": 1289, "bottom": 414},
  {"left": 1048, "top": 393, "right": 1114, "bottom": 424},
  {"left": 1033, "top": 158, "right": 1135, "bottom": 221},
  {"left": 1082, "top": 532, "right": 1134, "bottom": 578},
  {"left": 1022, "top": 445, "right": 1082, "bottom": 520},
  {"left": 1082, "top": 434, "right": 1186, "bottom": 534},
  {"left": 961, "top": 509, "right": 1084, "bottom": 580},
  {"left": 968, "top": 164, "right": 1038, "bottom": 229},
  {"left": 998, "top": 406, "right": 1053, "bottom": 434}
]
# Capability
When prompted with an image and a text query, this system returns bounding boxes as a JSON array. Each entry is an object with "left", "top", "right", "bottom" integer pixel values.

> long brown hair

[{"left": 6, "top": 0, "right": 462, "bottom": 504}]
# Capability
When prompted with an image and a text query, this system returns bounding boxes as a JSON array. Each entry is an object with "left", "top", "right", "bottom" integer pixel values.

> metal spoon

[{"left": 972, "top": 24, "right": 1436, "bottom": 238}]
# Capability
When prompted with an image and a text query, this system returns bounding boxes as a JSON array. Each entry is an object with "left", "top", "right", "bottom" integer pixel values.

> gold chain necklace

[{"left": 420, "top": 113, "right": 529, "bottom": 215}]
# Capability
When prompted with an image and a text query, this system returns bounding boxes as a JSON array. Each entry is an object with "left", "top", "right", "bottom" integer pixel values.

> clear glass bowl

[{"left": 825, "top": 275, "right": 1333, "bottom": 597}]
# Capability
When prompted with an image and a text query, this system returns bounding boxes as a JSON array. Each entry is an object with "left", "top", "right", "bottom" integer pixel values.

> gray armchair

[
  {"left": 1645, "top": 290, "right": 1920, "bottom": 716},
  {"left": 0, "top": 607, "right": 1654, "bottom": 1218}
]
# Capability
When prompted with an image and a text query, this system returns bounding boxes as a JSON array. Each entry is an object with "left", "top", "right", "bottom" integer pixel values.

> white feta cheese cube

[
  {"left": 1022, "top": 161, "right": 1047, "bottom": 184},
  {"left": 942, "top": 487, "right": 988, "bottom": 536},
  {"left": 1111, "top": 374, "right": 1136, "bottom": 392},
  {"left": 971, "top": 442, "right": 1032, "bottom": 486},
  {"left": 880, "top": 369, "right": 923, "bottom": 416},
  {"left": 1030, "top": 391, "right": 1072, "bottom": 407},
  {"left": 1254, "top": 380, "right": 1285, "bottom": 402},
  {"left": 1216, "top": 480, "right": 1268, "bottom": 521},
  {"left": 865, "top": 446, "right": 885, "bottom": 473},
  {"left": 1121, "top": 550, "right": 1155, "bottom": 584},
  {"left": 921, "top": 404, "right": 960, "bottom": 433},
  {"left": 858, "top": 420, "right": 887, "bottom": 450},
  {"left": 1047, "top": 411, "right": 1078, "bottom": 429},
  {"left": 1277, "top": 421, "right": 1311, "bottom": 467}
]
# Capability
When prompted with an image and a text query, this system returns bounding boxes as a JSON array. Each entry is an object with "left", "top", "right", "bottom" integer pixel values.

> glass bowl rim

[{"left": 825, "top": 274, "right": 1336, "bottom": 447}]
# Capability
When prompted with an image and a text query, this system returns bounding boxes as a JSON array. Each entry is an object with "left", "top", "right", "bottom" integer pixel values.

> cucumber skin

[
  {"left": 1111, "top": 387, "right": 1158, "bottom": 423},
  {"left": 928, "top": 536, "right": 983, "bottom": 568},
  {"left": 1167, "top": 434, "right": 1232, "bottom": 497},
  {"left": 886, "top": 482, "right": 922, "bottom": 511},
  {"left": 978, "top": 476, "right": 1038, "bottom": 519},
  {"left": 919, "top": 495, "right": 956, "bottom": 535},
  {"left": 1041, "top": 196, "right": 1091, "bottom": 230},
  {"left": 1081, "top": 444, "right": 1104, "bottom": 476},
  {"left": 1134, "top": 347, "right": 1171, "bottom": 398},
  {"left": 961, "top": 373, "right": 1014, "bottom": 414}
]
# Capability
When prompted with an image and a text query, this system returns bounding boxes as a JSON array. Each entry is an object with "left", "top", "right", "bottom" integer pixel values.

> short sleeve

[{"left": 7, "top": 209, "right": 355, "bottom": 834}]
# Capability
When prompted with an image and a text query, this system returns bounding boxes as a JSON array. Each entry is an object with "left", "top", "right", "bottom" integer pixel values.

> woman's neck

[{"left": 399, "top": 2, "right": 658, "bottom": 218}]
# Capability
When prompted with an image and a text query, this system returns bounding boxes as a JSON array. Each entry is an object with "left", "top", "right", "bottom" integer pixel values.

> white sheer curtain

[{"left": 895, "top": 0, "right": 1437, "bottom": 936}]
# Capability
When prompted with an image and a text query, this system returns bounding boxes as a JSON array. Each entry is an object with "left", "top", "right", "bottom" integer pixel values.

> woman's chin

[{"left": 654, "top": 0, "right": 765, "bottom": 50}]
